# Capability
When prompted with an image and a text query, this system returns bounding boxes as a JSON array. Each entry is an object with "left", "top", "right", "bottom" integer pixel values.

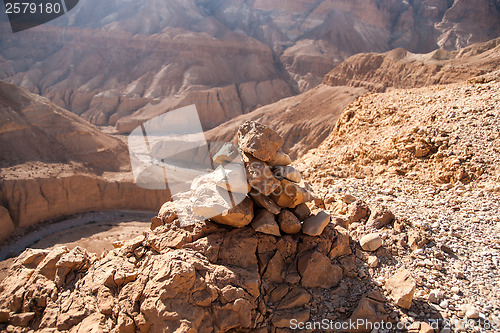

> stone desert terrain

[
  {"left": 1, "top": 84, "right": 499, "bottom": 331},
  {"left": 0, "top": 1, "right": 500, "bottom": 332}
]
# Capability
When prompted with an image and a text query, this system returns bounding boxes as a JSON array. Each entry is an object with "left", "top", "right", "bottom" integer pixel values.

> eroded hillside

[
  {"left": 295, "top": 72, "right": 500, "bottom": 331},
  {"left": 206, "top": 37, "right": 500, "bottom": 160},
  {"left": 0, "top": 82, "right": 169, "bottom": 241},
  {"left": 1, "top": 0, "right": 499, "bottom": 132},
  {"left": 300, "top": 72, "right": 500, "bottom": 186},
  {"left": 323, "top": 37, "right": 500, "bottom": 92}
]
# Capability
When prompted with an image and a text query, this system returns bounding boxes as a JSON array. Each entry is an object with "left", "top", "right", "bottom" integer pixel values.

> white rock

[
  {"left": 460, "top": 304, "right": 479, "bottom": 319},
  {"left": 439, "top": 300, "right": 449, "bottom": 309},
  {"left": 367, "top": 256, "right": 379, "bottom": 267},
  {"left": 359, "top": 233, "right": 383, "bottom": 252}
]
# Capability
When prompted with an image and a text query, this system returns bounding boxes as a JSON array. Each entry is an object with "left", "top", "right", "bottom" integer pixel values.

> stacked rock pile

[
  {"left": 152, "top": 120, "right": 332, "bottom": 237},
  {"left": 0, "top": 121, "right": 418, "bottom": 333}
]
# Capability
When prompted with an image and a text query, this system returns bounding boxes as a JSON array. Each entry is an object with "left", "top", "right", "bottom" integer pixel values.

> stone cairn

[
  {"left": 0, "top": 121, "right": 415, "bottom": 333},
  {"left": 152, "top": 120, "right": 331, "bottom": 238}
]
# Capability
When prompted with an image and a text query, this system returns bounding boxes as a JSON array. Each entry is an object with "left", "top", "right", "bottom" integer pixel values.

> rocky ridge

[
  {"left": 301, "top": 72, "right": 500, "bottom": 186},
  {"left": 323, "top": 37, "right": 500, "bottom": 93},
  {"left": 0, "top": 121, "right": 426, "bottom": 333},
  {"left": 205, "top": 36, "right": 500, "bottom": 161}
]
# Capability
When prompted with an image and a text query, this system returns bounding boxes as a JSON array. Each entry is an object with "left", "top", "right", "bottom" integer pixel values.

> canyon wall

[
  {"left": 0, "top": 175, "right": 169, "bottom": 231},
  {"left": 0, "top": 82, "right": 169, "bottom": 241}
]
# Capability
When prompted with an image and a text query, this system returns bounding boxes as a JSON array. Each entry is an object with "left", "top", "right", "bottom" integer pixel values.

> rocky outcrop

[
  {"left": 0, "top": 170, "right": 408, "bottom": 332},
  {"left": 0, "top": 219, "right": 392, "bottom": 332},
  {"left": 0, "top": 120, "right": 440, "bottom": 333}
]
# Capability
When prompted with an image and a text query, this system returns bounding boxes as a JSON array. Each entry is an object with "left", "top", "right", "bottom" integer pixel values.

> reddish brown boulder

[
  {"left": 302, "top": 210, "right": 331, "bottom": 236},
  {"left": 385, "top": 268, "right": 416, "bottom": 309},
  {"left": 251, "top": 209, "right": 281, "bottom": 236},
  {"left": 270, "top": 179, "right": 306, "bottom": 208},
  {"left": 367, "top": 205, "right": 395, "bottom": 229},
  {"left": 291, "top": 203, "right": 311, "bottom": 221},
  {"left": 277, "top": 209, "right": 302, "bottom": 234},
  {"left": 298, "top": 251, "right": 343, "bottom": 288},
  {"left": 249, "top": 189, "right": 281, "bottom": 215},
  {"left": 244, "top": 153, "right": 281, "bottom": 196},
  {"left": 237, "top": 121, "right": 284, "bottom": 162}
]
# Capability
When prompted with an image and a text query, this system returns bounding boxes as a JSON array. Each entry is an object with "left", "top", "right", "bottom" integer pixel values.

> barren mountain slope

[
  {"left": 0, "top": 22, "right": 290, "bottom": 133},
  {"left": 0, "top": 82, "right": 169, "bottom": 240},
  {"left": 206, "top": 37, "right": 500, "bottom": 160},
  {"left": 1, "top": 0, "right": 499, "bottom": 131},
  {"left": 0, "top": 81, "right": 128, "bottom": 171},
  {"left": 294, "top": 73, "right": 500, "bottom": 329},
  {"left": 324, "top": 37, "right": 500, "bottom": 92},
  {"left": 300, "top": 72, "right": 500, "bottom": 186}
]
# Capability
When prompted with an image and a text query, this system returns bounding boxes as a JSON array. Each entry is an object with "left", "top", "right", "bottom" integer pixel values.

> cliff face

[
  {"left": 0, "top": 82, "right": 169, "bottom": 240},
  {"left": 0, "top": 176, "right": 169, "bottom": 230},
  {"left": 1, "top": 0, "right": 499, "bottom": 131}
]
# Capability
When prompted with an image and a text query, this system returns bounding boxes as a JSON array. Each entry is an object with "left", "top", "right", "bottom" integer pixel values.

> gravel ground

[
  {"left": 314, "top": 176, "right": 500, "bottom": 332},
  {"left": 297, "top": 73, "right": 500, "bottom": 332}
]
